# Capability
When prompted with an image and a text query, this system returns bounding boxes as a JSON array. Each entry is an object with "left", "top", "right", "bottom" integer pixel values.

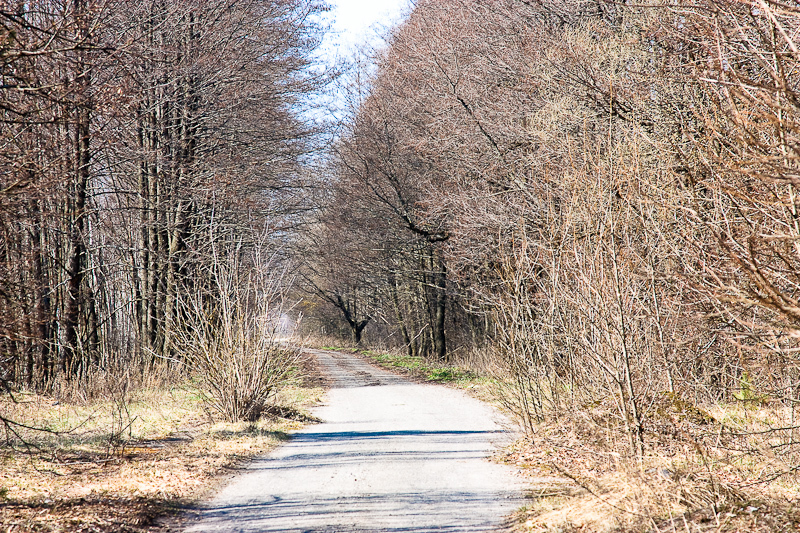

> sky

[
  {"left": 312, "top": 0, "right": 412, "bottom": 118},
  {"left": 322, "top": 0, "right": 413, "bottom": 60}
]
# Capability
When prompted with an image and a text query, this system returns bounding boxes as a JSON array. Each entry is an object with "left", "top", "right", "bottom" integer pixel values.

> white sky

[
  {"left": 322, "top": 0, "right": 412, "bottom": 59},
  {"left": 311, "top": 0, "right": 412, "bottom": 119}
]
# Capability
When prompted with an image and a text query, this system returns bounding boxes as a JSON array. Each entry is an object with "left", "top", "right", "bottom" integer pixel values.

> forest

[
  {"left": 4, "top": 0, "right": 800, "bottom": 531},
  {"left": 0, "top": 0, "right": 327, "bottom": 413}
]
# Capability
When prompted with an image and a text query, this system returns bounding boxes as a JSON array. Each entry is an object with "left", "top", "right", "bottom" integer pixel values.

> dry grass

[
  {"left": 0, "top": 361, "right": 324, "bottom": 532},
  {"left": 499, "top": 398, "right": 800, "bottom": 533}
]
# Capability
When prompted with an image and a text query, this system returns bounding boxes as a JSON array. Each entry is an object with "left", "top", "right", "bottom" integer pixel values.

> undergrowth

[{"left": 500, "top": 392, "right": 800, "bottom": 533}]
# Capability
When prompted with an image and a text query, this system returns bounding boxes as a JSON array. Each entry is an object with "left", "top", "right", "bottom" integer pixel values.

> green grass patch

[{"left": 362, "top": 351, "right": 479, "bottom": 384}]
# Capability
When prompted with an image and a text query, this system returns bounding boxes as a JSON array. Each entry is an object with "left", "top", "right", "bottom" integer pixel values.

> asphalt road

[{"left": 184, "top": 349, "right": 525, "bottom": 533}]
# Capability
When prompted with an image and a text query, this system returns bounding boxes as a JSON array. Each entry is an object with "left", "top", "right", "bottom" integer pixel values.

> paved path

[{"left": 184, "top": 349, "right": 525, "bottom": 532}]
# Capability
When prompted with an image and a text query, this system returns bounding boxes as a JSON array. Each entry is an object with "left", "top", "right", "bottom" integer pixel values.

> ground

[
  {"left": 4, "top": 348, "right": 800, "bottom": 532},
  {"left": 0, "top": 354, "right": 324, "bottom": 532}
]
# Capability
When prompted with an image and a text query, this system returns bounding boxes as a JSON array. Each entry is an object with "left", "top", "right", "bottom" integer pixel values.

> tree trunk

[
  {"left": 431, "top": 248, "right": 447, "bottom": 362},
  {"left": 389, "top": 272, "right": 413, "bottom": 356},
  {"left": 63, "top": 0, "right": 91, "bottom": 380}
]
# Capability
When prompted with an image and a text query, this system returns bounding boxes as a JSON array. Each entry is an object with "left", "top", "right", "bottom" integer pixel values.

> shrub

[{"left": 177, "top": 242, "right": 300, "bottom": 422}]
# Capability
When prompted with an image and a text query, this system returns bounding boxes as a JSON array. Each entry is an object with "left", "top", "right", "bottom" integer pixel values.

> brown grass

[
  {"left": 500, "top": 401, "right": 800, "bottom": 533},
  {"left": 0, "top": 358, "right": 324, "bottom": 532}
]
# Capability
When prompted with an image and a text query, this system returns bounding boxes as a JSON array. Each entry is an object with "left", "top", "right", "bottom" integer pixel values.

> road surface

[{"left": 184, "top": 349, "right": 526, "bottom": 532}]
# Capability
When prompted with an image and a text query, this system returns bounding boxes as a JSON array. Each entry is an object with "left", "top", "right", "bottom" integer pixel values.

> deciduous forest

[
  {"left": 4, "top": 0, "right": 800, "bottom": 531},
  {"left": 1, "top": 0, "right": 326, "bottom": 403}
]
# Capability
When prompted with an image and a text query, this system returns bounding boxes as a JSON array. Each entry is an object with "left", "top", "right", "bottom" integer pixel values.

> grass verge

[
  {"left": 0, "top": 365, "right": 324, "bottom": 532},
  {"left": 316, "top": 345, "right": 473, "bottom": 382},
  {"left": 316, "top": 346, "right": 501, "bottom": 402},
  {"left": 360, "top": 350, "right": 476, "bottom": 383}
]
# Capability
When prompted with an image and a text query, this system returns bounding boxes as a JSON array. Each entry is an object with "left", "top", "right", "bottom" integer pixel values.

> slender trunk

[
  {"left": 432, "top": 248, "right": 447, "bottom": 362},
  {"left": 610, "top": 235, "right": 644, "bottom": 458},
  {"left": 147, "top": 129, "right": 159, "bottom": 357},
  {"left": 390, "top": 273, "right": 412, "bottom": 356},
  {"left": 414, "top": 277, "right": 428, "bottom": 357},
  {"left": 33, "top": 201, "right": 53, "bottom": 387},
  {"left": 137, "top": 154, "right": 150, "bottom": 359},
  {"left": 64, "top": 0, "right": 91, "bottom": 379}
]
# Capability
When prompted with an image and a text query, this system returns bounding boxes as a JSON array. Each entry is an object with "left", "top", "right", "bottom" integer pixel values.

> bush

[{"left": 177, "top": 242, "right": 300, "bottom": 422}]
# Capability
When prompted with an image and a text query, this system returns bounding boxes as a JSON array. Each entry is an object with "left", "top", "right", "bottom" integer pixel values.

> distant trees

[
  {"left": 1, "top": 0, "right": 329, "bottom": 394},
  {"left": 307, "top": 0, "right": 544, "bottom": 360},
  {"left": 298, "top": 198, "right": 380, "bottom": 344}
]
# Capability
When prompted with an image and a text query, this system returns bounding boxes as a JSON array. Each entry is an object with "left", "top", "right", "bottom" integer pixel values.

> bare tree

[{"left": 0, "top": 0, "right": 331, "bottom": 393}]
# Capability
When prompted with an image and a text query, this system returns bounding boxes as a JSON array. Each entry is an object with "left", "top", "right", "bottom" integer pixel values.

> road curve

[{"left": 184, "top": 349, "right": 525, "bottom": 533}]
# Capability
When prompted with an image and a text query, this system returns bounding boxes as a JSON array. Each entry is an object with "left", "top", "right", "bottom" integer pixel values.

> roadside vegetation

[
  {"left": 0, "top": 366, "right": 324, "bottom": 532},
  {"left": 317, "top": 345, "right": 477, "bottom": 384}
]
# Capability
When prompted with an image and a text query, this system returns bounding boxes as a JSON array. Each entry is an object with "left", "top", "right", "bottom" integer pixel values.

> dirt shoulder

[{"left": 0, "top": 353, "right": 325, "bottom": 533}]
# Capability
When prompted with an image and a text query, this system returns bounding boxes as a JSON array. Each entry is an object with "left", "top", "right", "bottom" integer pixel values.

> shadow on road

[{"left": 195, "top": 489, "right": 520, "bottom": 533}]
